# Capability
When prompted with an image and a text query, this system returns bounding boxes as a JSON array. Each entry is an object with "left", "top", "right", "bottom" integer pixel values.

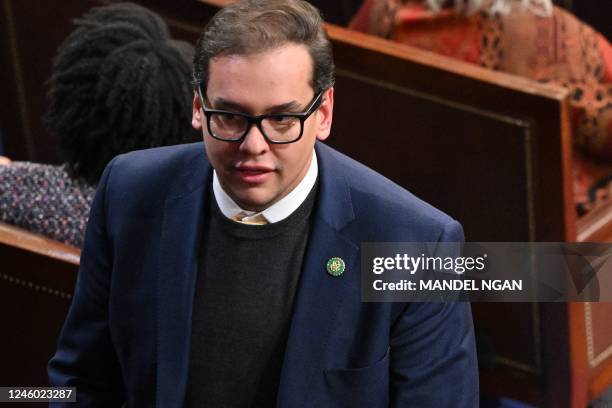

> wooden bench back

[{"left": 0, "top": 222, "right": 79, "bottom": 386}]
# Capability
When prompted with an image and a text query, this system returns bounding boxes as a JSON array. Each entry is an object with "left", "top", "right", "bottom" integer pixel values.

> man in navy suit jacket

[{"left": 49, "top": 0, "right": 478, "bottom": 406}]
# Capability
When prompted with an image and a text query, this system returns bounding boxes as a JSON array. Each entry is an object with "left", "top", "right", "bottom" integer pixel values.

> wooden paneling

[
  {"left": 0, "top": 223, "right": 79, "bottom": 386},
  {"left": 331, "top": 59, "right": 534, "bottom": 241}
]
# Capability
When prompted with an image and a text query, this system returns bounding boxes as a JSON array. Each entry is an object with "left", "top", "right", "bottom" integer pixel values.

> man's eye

[
  {"left": 270, "top": 116, "right": 296, "bottom": 124},
  {"left": 221, "top": 113, "right": 238, "bottom": 121},
  {"left": 217, "top": 113, "right": 246, "bottom": 126}
]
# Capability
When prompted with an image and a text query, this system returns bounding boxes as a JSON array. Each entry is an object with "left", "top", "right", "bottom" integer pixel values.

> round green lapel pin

[{"left": 326, "top": 257, "right": 345, "bottom": 277}]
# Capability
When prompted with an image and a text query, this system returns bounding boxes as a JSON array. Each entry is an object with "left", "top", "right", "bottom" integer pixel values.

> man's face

[{"left": 192, "top": 44, "right": 334, "bottom": 212}]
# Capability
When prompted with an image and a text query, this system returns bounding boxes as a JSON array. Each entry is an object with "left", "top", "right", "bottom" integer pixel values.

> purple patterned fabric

[{"left": 0, "top": 162, "right": 95, "bottom": 247}]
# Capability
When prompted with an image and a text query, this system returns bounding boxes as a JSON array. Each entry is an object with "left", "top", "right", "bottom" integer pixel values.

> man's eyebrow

[{"left": 212, "top": 98, "right": 302, "bottom": 114}]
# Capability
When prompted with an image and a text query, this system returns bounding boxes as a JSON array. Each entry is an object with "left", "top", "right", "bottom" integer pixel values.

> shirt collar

[{"left": 213, "top": 150, "right": 318, "bottom": 224}]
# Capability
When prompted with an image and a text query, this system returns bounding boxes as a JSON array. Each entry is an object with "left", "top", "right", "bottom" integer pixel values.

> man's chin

[{"left": 231, "top": 191, "right": 277, "bottom": 213}]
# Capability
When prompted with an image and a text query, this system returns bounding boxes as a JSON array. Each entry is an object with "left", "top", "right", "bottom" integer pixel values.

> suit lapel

[
  {"left": 277, "top": 143, "right": 360, "bottom": 406},
  {"left": 156, "top": 153, "right": 212, "bottom": 408}
]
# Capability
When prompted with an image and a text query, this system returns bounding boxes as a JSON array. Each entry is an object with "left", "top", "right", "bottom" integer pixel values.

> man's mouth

[{"left": 234, "top": 164, "right": 274, "bottom": 184}]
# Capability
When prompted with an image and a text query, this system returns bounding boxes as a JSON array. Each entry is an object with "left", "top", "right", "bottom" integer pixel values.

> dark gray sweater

[{"left": 186, "top": 182, "right": 318, "bottom": 408}]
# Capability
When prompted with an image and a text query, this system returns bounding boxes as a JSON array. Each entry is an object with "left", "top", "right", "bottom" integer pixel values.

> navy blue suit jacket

[{"left": 49, "top": 142, "right": 478, "bottom": 407}]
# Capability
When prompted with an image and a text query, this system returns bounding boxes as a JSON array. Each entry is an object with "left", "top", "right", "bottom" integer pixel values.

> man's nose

[{"left": 239, "top": 123, "right": 270, "bottom": 155}]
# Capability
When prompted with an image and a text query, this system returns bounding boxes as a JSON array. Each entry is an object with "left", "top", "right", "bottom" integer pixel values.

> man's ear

[
  {"left": 192, "top": 91, "right": 203, "bottom": 130},
  {"left": 315, "top": 87, "right": 334, "bottom": 141}
]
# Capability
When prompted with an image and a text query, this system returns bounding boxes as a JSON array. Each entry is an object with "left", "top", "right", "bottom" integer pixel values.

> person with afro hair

[{"left": 0, "top": 2, "right": 199, "bottom": 247}]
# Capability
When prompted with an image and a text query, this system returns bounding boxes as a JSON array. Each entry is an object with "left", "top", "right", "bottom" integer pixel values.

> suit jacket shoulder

[
  {"left": 101, "top": 142, "right": 210, "bottom": 221},
  {"left": 316, "top": 143, "right": 462, "bottom": 244}
]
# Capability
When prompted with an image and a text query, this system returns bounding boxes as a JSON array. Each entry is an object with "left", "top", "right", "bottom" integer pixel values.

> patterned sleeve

[
  {"left": 0, "top": 162, "right": 95, "bottom": 247},
  {"left": 569, "top": 22, "right": 612, "bottom": 161}
]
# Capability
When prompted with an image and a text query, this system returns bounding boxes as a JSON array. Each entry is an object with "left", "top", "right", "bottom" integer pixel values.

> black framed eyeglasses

[{"left": 197, "top": 85, "right": 324, "bottom": 144}]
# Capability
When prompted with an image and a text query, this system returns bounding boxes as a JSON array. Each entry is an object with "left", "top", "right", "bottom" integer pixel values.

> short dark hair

[
  {"left": 193, "top": 0, "right": 335, "bottom": 93},
  {"left": 45, "top": 2, "right": 200, "bottom": 185}
]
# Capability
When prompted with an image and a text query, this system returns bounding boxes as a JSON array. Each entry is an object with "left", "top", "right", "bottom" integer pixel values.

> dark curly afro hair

[{"left": 45, "top": 2, "right": 200, "bottom": 185}]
